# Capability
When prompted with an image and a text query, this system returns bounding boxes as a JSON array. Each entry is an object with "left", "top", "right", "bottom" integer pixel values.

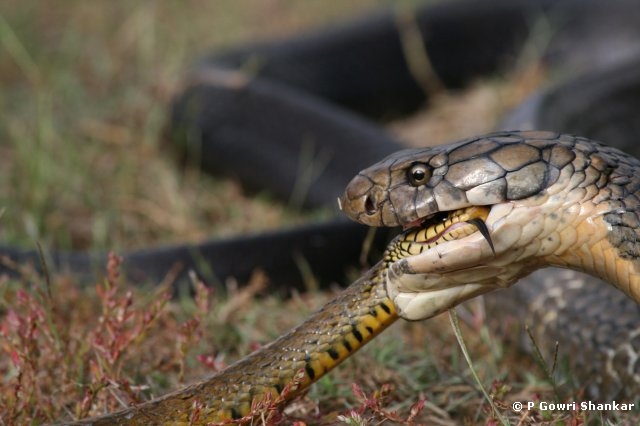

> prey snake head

[{"left": 340, "top": 131, "right": 640, "bottom": 320}]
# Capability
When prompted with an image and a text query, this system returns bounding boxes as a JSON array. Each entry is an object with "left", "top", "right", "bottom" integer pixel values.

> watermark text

[{"left": 512, "top": 401, "right": 635, "bottom": 412}]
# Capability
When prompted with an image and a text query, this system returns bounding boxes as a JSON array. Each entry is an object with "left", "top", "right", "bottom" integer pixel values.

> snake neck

[
  {"left": 542, "top": 212, "right": 640, "bottom": 304},
  {"left": 534, "top": 141, "right": 640, "bottom": 303}
]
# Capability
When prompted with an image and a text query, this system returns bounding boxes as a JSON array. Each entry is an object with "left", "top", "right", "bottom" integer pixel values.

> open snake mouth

[{"left": 387, "top": 206, "right": 494, "bottom": 261}]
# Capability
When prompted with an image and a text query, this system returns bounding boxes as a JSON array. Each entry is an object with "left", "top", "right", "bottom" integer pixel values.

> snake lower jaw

[
  {"left": 385, "top": 261, "right": 504, "bottom": 321},
  {"left": 386, "top": 244, "right": 519, "bottom": 321},
  {"left": 386, "top": 204, "right": 542, "bottom": 321},
  {"left": 388, "top": 283, "right": 491, "bottom": 321}
]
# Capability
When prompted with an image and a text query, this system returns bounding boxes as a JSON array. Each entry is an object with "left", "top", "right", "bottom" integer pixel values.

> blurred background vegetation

[{"left": 1, "top": 0, "right": 410, "bottom": 252}]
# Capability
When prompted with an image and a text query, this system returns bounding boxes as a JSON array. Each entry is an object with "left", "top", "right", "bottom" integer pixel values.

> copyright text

[{"left": 512, "top": 401, "right": 635, "bottom": 412}]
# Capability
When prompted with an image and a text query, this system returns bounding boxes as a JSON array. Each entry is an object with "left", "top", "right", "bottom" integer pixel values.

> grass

[
  {"left": 0, "top": 1, "right": 639, "bottom": 425},
  {"left": 5, "top": 259, "right": 633, "bottom": 424},
  {"left": 1, "top": 0, "right": 376, "bottom": 250}
]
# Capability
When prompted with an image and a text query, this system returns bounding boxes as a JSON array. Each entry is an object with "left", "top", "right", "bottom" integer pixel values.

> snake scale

[
  {"left": 69, "top": 130, "right": 640, "bottom": 423},
  {"left": 1, "top": 0, "right": 633, "bottom": 423}
]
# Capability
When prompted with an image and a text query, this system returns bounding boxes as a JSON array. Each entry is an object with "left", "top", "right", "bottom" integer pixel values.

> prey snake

[
  {"left": 2, "top": 0, "right": 636, "bottom": 422},
  {"left": 71, "top": 131, "right": 640, "bottom": 423}
]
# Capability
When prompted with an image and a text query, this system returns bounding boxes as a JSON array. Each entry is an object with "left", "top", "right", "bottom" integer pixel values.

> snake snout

[{"left": 339, "top": 174, "right": 390, "bottom": 226}]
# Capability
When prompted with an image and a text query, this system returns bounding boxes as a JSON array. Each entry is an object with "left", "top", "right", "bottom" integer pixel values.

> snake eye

[{"left": 407, "top": 163, "right": 430, "bottom": 186}]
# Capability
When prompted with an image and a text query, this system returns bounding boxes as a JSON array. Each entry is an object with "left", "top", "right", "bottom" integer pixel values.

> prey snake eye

[{"left": 408, "top": 163, "right": 430, "bottom": 186}]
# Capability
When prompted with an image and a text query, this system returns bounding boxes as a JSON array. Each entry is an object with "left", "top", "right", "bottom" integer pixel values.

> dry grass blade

[
  {"left": 525, "top": 325, "right": 561, "bottom": 402},
  {"left": 449, "top": 309, "right": 507, "bottom": 425}
]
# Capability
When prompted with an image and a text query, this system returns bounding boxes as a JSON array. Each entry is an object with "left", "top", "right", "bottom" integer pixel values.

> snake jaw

[
  {"left": 394, "top": 202, "right": 524, "bottom": 273},
  {"left": 383, "top": 203, "right": 528, "bottom": 321},
  {"left": 386, "top": 198, "right": 568, "bottom": 321},
  {"left": 385, "top": 206, "right": 495, "bottom": 262}
]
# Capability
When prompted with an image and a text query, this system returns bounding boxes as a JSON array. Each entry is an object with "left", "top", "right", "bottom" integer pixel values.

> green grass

[
  {"left": 1, "top": 0, "right": 391, "bottom": 251},
  {"left": 1, "top": 1, "right": 639, "bottom": 425}
]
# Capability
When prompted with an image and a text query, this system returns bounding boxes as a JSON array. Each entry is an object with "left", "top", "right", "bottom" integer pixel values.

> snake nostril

[{"left": 364, "top": 195, "right": 376, "bottom": 215}]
